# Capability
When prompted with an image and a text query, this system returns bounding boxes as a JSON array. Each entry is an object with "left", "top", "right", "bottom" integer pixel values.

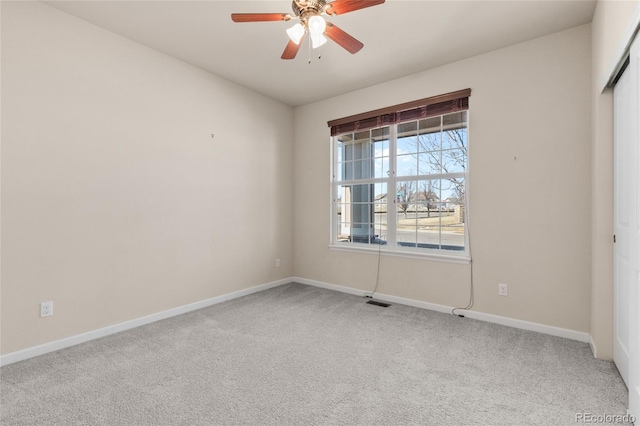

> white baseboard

[
  {"left": 0, "top": 278, "right": 291, "bottom": 367},
  {"left": 293, "top": 277, "right": 591, "bottom": 344},
  {"left": 1, "top": 276, "right": 593, "bottom": 366},
  {"left": 589, "top": 335, "right": 598, "bottom": 358},
  {"left": 294, "top": 277, "right": 367, "bottom": 297}
]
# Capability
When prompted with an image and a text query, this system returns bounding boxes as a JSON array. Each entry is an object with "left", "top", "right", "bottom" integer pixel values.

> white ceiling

[{"left": 43, "top": 0, "right": 597, "bottom": 106}]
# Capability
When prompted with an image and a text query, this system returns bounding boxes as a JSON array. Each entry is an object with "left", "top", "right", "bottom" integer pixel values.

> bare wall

[
  {"left": 0, "top": 1, "right": 294, "bottom": 355},
  {"left": 293, "top": 24, "right": 592, "bottom": 333}
]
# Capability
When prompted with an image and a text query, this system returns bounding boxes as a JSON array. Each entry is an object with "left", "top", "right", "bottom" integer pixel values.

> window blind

[{"left": 328, "top": 89, "right": 471, "bottom": 136}]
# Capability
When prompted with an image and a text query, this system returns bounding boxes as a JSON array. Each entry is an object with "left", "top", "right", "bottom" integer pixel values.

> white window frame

[{"left": 329, "top": 112, "right": 470, "bottom": 263}]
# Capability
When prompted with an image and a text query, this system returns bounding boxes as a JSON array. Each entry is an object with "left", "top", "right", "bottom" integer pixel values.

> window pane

[
  {"left": 397, "top": 121, "right": 418, "bottom": 155},
  {"left": 355, "top": 130, "right": 370, "bottom": 141},
  {"left": 352, "top": 184, "right": 371, "bottom": 203},
  {"left": 442, "top": 149, "right": 466, "bottom": 173},
  {"left": 418, "top": 152, "right": 440, "bottom": 175},
  {"left": 343, "top": 162, "right": 353, "bottom": 180},
  {"left": 416, "top": 180, "right": 439, "bottom": 213},
  {"left": 443, "top": 128, "right": 467, "bottom": 151},
  {"left": 337, "top": 222, "right": 351, "bottom": 242},
  {"left": 392, "top": 178, "right": 467, "bottom": 251},
  {"left": 372, "top": 127, "right": 390, "bottom": 144},
  {"left": 396, "top": 154, "right": 418, "bottom": 177},
  {"left": 443, "top": 111, "right": 467, "bottom": 127},
  {"left": 335, "top": 182, "right": 348, "bottom": 242},
  {"left": 397, "top": 121, "right": 417, "bottom": 137},
  {"left": 438, "top": 178, "right": 465, "bottom": 251},
  {"left": 402, "top": 179, "right": 440, "bottom": 249},
  {"left": 352, "top": 222, "right": 376, "bottom": 244},
  {"left": 397, "top": 227, "right": 417, "bottom": 248},
  {"left": 373, "top": 139, "right": 388, "bottom": 158},
  {"left": 421, "top": 199, "right": 441, "bottom": 249},
  {"left": 335, "top": 183, "right": 376, "bottom": 244},
  {"left": 374, "top": 214, "right": 387, "bottom": 242},
  {"left": 417, "top": 131, "right": 440, "bottom": 153},
  {"left": 345, "top": 144, "right": 353, "bottom": 161},
  {"left": 374, "top": 182, "right": 387, "bottom": 199},
  {"left": 373, "top": 182, "right": 387, "bottom": 243},
  {"left": 419, "top": 116, "right": 441, "bottom": 131},
  {"left": 353, "top": 184, "right": 374, "bottom": 244},
  {"left": 337, "top": 133, "right": 353, "bottom": 143},
  {"left": 397, "top": 136, "right": 417, "bottom": 155},
  {"left": 353, "top": 159, "right": 372, "bottom": 180},
  {"left": 372, "top": 128, "right": 389, "bottom": 179},
  {"left": 337, "top": 138, "right": 373, "bottom": 183},
  {"left": 440, "top": 178, "right": 464, "bottom": 203},
  {"left": 373, "top": 158, "right": 389, "bottom": 179},
  {"left": 396, "top": 185, "right": 417, "bottom": 247},
  {"left": 353, "top": 141, "right": 372, "bottom": 160},
  {"left": 395, "top": 180, "right": 416, "bottom": 217}
]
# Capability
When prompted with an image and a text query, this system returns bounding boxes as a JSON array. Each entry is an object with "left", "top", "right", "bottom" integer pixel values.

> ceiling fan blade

[
  {"left": 281, "top": 35, "right": 305, "bottom": 60},
  {"left": 325, "top": 23, "right": 364, "bottom": 54},
  {"left": 231, "top": 13, "right": 291, "bottom": 23},
  {"left": 325, "top": 0, "right": 385, "bottom": 16}
]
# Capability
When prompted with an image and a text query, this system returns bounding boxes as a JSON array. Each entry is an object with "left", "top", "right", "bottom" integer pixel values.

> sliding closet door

[
  {"left": 613, "top": 50, "right": 632, "bottom": 390},
  {"left": 613, "top": 35, "right": 639, "bottom": 419},
  {"left": 629, "top": 35, "right": 640, "bottom": 421}
]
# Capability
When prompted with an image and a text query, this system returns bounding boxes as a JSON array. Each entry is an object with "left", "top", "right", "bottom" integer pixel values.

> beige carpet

[{"left": 0, "top": 283, "right": 630, "bottom": 425}]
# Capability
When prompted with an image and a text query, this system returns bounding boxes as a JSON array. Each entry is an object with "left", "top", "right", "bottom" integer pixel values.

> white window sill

[{"left": 328, "top": 244, "right": 471, "bottom": 264}]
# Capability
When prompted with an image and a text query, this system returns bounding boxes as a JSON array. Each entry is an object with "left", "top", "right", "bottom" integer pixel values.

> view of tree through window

[{"left": 333, "top": 110, "right": 468, "bottom": 254}]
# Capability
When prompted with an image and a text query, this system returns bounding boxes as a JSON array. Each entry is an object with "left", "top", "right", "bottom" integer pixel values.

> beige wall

[
  {"left": 4, "top": 0, "right": 638, "bottom": 361},
  {"left": 293, "top": 25, "right": 592, "bottom": 333},
  {"left": 0, "top": 2, "right": 294, "bottom": 355},
  {"left": 590, "top": 0, "right": 640, "bottom": 359},
  {"left": 593, "top": 0, "right": 640, "bottom": 91}
]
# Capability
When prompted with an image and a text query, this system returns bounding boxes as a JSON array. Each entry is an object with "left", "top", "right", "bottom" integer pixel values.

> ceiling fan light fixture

[
  {"left": 231, "top": 0, "right": 385, "bottom": 60},
  {"left": 307, "top": 15, "right": 326, "bottom": 36},
  {"left": 286, "top": 23, "right": 306, "bottom": 44},
  {"left": 311, "top": 33, "right": 328, "bottom": 49}
]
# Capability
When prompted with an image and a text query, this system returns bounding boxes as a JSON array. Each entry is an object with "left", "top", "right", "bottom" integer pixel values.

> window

[{"left": 329, "top": 90, "right": 470, "bottom": 259}]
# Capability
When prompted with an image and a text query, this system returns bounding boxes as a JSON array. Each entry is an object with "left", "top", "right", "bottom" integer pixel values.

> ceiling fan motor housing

[{"left": 291, "top": 0, "right": 328, "bottom": 20}]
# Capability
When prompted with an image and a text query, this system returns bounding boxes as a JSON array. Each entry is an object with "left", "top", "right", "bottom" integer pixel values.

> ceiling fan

[{"left": 231, "top": 0, "right": 385, "bottom": 60}]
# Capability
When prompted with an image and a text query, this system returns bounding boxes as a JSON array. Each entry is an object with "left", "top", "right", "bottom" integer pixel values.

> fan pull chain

[{"left": 307, "top": 35, "right": 322, "bottom": 64}]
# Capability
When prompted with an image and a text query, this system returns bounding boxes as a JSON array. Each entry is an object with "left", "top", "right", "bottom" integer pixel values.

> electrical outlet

[
  {"left": 498, "top": 283, "right": 508, "bottom": 297},
  {"left": 40, "top": 301, "right": 53, "bottom": 317},
  {"left": 275, "top": 258, "right": 281, "bottom": 268}
]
